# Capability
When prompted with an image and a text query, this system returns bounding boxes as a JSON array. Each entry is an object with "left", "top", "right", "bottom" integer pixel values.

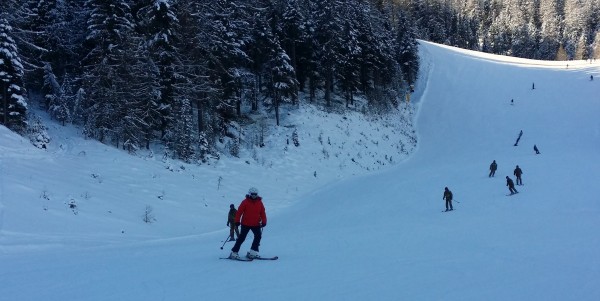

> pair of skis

[{"left": 220, "top": 255, "right": 278, "bottom": 261}]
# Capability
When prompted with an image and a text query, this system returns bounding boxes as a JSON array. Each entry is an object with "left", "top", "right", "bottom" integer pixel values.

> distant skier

[
  {"left": 506, "top": 176, "right": 518, "bottom": 195},
  {"left": 227, "top": 204, "right": 240, "bottom": 241},
  {"left": 489, "top": 160, "right": 497, "bottom": 177},
  {"left": 443, "top": 187, "right": 454, "bottom": 211},
  {"left": 514, "top": 130, "right": 523, "bottom": 146},
  {"left": 514, "top": 165, "right": 523, "bottom": 185},
  {"left": 534, "top": 144, "right": 540, "bottom": 154},
  {"left": 591, "top": 75, "right": 594, "bottom": 81},
  {"left": 532, "top": 82, "right": 535, "bottom": 90},
  {"left": 230, "top": 187, "right": 267, "bottom": 259}
]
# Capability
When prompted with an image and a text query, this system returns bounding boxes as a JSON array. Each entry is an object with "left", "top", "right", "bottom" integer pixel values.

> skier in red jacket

[{"left": 229, "top": 187, "right": 267, "bottom": 259}]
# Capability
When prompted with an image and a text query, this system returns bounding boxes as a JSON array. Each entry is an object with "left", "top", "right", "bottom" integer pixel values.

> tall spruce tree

[
  {"left": 537, "top": 0, "right": 561, "bottom": 59},
  {"left": 279, "top": 0, "right": 305, "bottom": 99},
  {"left": 311, "top": 0, "right": 343, "bottom": 107},
  {"left": 175, "top": 1, "right": 219, "bottom": 160},
  {"left": 117, "top": 38, "right": 160, "bottom": 152},
  {"left": 167, "top": 97, "right": 195, "bottom": 162},
  {"left": 42, "top": 63, "right": 69, "bottom": 125},
  {"left": 267, "top": 43, "right": 298, "bottom": 126},
  {"left": 0, "top": 18, "right": 28, "bottom": 133},
  {"left": 200, "top": 0, "right": 251, "bottom": 121},
  {"left": 394, "top": 9, "right": 420, "bottom": 86},
  {"left": 81, "top": 0, "right": 135, "bottom": 144},
  {"left": 135, "top": 0, "right": 180, "bottom": 140},
  {"left": 336, "top": 1, "right": 362, "bottom": 107}
]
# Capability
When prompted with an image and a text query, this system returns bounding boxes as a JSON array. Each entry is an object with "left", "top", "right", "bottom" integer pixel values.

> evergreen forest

[{"left": 1, "top": 0, "right": 598, "bottom": 162}]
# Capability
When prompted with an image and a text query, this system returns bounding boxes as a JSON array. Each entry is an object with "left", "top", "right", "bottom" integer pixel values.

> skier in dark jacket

[
  {"left": 227, "top": 204, "right": 239, "bottom": 241},
  {"left": 230, "top": 187, "right": 267, "bottom": 259},
  {"left": 514, "top": 130, "right": 523, "bottom": 146},
  {"left": 489, "top": 160, "right": 497, "bottom": 177},
  {"left": 506, "top": 176, "right": 518, "bottom": 195},
  {"left": 514, "top": 165, "right": 523, "bottom": 185},
  {"left": 534, "top": 144, "right": 540, "bottom": 154},
  {"left": 443, "top": 187, "right": 453, "bottom": 211}
]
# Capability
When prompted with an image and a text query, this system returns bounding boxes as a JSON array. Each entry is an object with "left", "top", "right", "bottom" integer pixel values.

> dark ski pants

[
  {"left": 489, "top": 170, "right": 496, "bottom": 177},
  {"left": 516, "top": 176, "right": 522, "bottom": 185},
  {"left": 229, "top": 223, "right": 240, "bottom": 240},
  {"left": 509, "top": 186, "right": 518, "bottom": 194},
  {"left": 231, "top": 225, "right": 262, "bottom": 253},
  {"left": 445, "top": 199, "right": 453, "bottom": 210}
]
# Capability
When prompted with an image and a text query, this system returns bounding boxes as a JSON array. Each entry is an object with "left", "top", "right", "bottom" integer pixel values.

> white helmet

[{"left": 248, "top": 187, "right": 259, "bottom": 196}]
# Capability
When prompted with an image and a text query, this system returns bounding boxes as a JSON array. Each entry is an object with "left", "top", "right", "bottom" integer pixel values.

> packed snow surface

[{"left": 1, "top": 41, "right": 599, "bottom": 300}]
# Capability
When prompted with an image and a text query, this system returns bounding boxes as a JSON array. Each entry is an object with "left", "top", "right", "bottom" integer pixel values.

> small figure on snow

[
  {"left": 514, "top": 165, "right": 523, "bottom": 186},
  {"left": 230, "top": 187, "right": 268, "bottom": 259},
  {"left": 534, "top": 144, "right": 540, "bottom": 154},
  {"left": 532, "top": 82, "right": 535, "bottom": 90},
  {"left": 443, "top": 187, "right": 454, "bottom": 211},
  {"left": 227, "top": 204, "right": 240, "bottom": 241},
  {"left": 489, "top": 160, "right": 498, "bottom": 177},
  {"left": 514, "top": 130, "right": 523, "bottom": 146},
  {"left": 506, "top": 176, "right": 518, "bottom": 195},
  {"left": 591, "top": 75, "right": 594, "bottom": 81}
]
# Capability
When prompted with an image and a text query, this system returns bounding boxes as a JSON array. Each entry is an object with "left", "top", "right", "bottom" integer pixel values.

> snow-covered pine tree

[
  {"left": 295, "top": 1, "right": 319, "bottom": 103},
  {"left": 168, "top": 1, "right": 209, "bottom": 146},
  {"left": 502, "top": 0, "right": 538, "bottom": 58},
  {"left": 199, "top": 0, "right": 251, "bottom": 121},
  {"left": 246, "top": 0, "right": 279, "bottom": 110},
  {"left": 563, "top": 0, "right": 592, "bottom": 59},
  {"left": 59, "top": 73, "right": 77, "bottom": 124},
  {"left": 197, "top": 130, "right": 211, "bottom": 163},
  {"left": 115, "top": 38, "right": 160, "bottom": 152},
  {"left": 2, "top": 1, "right": 44, "bottom": 89},
  {"left": 168, "top": 98, "right": 195, "bottom": 162},
  {"left": 452, "top": 14, "right": 479, "bottom": 50},
  {"left": 42, "top": 63, "right": 69, "bottom": 125},
  {"left": 53, "top": 0, "right": 87, "bottom": 80},
  {"left": 71, "top": 87, "right": 86, "bottom": 126},
  {"left": 81, "top": 0, "right": 135, "bottom": 143},
  {"left": 279, "top": 0, "right": 305, "bottom": 103},
  {"left": 394, "top": 9, "right": 419, "bottom": 88},
  {"left": 354, "top": 2, "right": 397, "bottom": 108},
  {"left": 29, "top": 0, "right": 63, "bottom": 91},
  {"left": 267, "top": 43, "right": 298, "bottom": 126},
  {"left": 310, "top": 0, "right": 343, "bottom": 107},
  {"left": 135, "top": 0, "right": 181, "bottom": 140},
  {"left": 336, "top": 1, "right": 361, "bottom": 108},
  {"left": 0, "top": 18, "right": 28, "bottom": 133},
  {"left": 593, "top": 31, "right": 600, "bottom": 59},
  {"left": 536, "top": 0, "right": 561, "bottom": 60}
]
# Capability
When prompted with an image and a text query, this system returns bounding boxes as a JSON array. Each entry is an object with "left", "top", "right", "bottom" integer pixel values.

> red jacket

[{"left": 235, "top": 196, "right": 267, "bottom": 227}]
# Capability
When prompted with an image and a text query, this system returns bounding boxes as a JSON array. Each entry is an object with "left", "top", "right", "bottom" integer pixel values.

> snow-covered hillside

[
  {"left": 0, "top": 99, "right": 416, "bottom": 246},
  {"left": 1, "top": 41, "right": 599, "bottom": 301}
]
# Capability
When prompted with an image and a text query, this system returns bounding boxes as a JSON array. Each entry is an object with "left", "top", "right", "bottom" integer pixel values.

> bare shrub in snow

[{"left": 142, "top": 206, "right": 156, "bottom": 224}]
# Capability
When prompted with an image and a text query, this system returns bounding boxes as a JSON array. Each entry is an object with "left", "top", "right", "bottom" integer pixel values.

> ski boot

[{"left": 246, "top": 249, "right": 260, "bottom": 259}]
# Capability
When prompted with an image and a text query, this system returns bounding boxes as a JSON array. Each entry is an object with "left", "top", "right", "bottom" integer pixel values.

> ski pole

[{"left": 220, "top": 233, "right": 231, "bottom": 250}]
